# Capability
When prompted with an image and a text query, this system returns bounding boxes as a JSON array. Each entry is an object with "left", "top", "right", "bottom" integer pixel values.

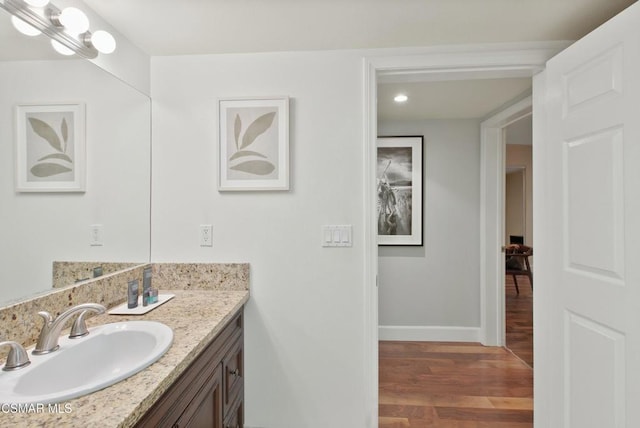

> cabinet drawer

[{"left": 223, "top": 336, "right": 243, "bottom": 416}]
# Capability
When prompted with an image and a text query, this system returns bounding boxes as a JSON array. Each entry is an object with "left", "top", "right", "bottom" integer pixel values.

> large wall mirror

[{"left": 0, "top": 4, "right": 151, "bottom": 305}]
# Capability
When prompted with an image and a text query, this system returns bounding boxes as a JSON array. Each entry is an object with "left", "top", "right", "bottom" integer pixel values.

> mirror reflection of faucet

[{"left": 32, "top": 303, "right": 106, "bottom": 355}]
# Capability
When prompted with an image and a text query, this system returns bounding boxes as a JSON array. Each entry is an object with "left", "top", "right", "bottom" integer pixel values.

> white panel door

[{"left": 535, "top": 2, "right": 640, "bottom": 427}]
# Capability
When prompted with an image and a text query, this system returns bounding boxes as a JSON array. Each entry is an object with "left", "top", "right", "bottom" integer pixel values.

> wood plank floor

[
  {"left": 379, "top": 341, "right": 533, "bottom": 427},
  {"left": 379, "top": 275, "right": 534, "bottom": 426},
  {"left": 505, "top": 275, "right": 533, "bottom": 367}
]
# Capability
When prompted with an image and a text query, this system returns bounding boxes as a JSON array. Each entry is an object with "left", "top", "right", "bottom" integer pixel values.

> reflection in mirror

[{"left": 0, "top": 6, "right": 151, "bottom": 306}]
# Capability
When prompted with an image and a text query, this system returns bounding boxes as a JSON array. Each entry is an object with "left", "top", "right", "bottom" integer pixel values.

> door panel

[
  {"left": 565, "top": 312, "right": 625, "bottom": 428},
  {"left": 536, "top": 2, "right": 640, "bottom": 427},
  {"left": 563, "top": 46, "right": 622, "bottom": 115},
  {"left": 565, "top": 126, "right": 624, "bottom": 280}
]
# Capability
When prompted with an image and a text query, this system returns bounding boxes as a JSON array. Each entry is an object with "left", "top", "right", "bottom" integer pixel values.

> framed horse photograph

[{"left": 376, "top": 136, "right": 423, "bottom": 246}]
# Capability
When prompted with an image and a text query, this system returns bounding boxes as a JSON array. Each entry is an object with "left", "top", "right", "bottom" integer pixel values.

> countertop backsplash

[
  {"left": 0, "top": 263, "right": 249, "bottom": 362},
  {"left": 52, "top": 261, "right": 142, "bottom": 289}
]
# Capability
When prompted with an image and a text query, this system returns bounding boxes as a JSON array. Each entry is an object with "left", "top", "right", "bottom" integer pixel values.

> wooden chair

[{"left": 505, "top": 244, "right": 533, "bottom": 294}]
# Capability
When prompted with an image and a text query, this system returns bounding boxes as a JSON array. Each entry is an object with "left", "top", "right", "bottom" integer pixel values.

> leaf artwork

[
  {"left": 26, "top": 114, "right": 73, "bottom": 178},
  {"left": 61, "top": 118, "right": 68, "bottom": 152},
  {"left": 240, "top": 112, "right": 276, "bottom": 150},
  {"left": 30, "top": 163, "right": 72, "bottom": 177},
  {"left": 37, "top": 153, "right": 73, "bottom": 163},
  {"left": 228, "top": 109, "right": 278, "bottom": 178},
  {"left": 234, "top": 114, "right": 242, "bottom": 150},
  {"left": 28, "top": 118, "right": 62, "bottom": 152},
  {"left": 229, "top": 150, "right": 267, "bottom": 161},
  {"left": 230, "top": 160, "right": 275, "bottom": 175}
]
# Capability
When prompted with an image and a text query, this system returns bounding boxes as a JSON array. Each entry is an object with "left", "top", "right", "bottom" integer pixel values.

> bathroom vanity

[
  {"left": 0, "top": 286, "right": 248, "bottom": 427},
  {"left": 136, "top": 308, "right": 244, "bottom": 428}
]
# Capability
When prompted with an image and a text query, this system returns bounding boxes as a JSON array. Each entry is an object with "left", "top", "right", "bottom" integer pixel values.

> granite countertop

[{"left": 2, "top": 289, "right": 249, "bottom": 427}]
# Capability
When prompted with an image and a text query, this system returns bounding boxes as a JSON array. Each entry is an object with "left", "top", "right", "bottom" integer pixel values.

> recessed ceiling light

[{"left": 394, "top": 94, "right": 408, "bottom": 103}]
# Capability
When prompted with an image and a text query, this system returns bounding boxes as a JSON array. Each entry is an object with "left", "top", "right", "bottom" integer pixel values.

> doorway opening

[
  {"left": 504, "top": 115, "right": 534, "bottom": 367},
  {"left": 363, "top": 43, "right": 568, "bottom": 426}
]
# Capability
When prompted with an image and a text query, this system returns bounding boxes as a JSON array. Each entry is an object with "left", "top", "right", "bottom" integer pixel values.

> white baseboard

[{"left": 378, "top": 325, "right": 481, "bottom": 342}]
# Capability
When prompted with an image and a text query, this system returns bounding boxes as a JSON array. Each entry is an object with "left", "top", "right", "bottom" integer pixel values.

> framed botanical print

[
  {"left": 15, "top": 102, "right": 85, "bottom": 192},
  {"left": 218, "top": 96, "right": 289, "bottom": 191}
]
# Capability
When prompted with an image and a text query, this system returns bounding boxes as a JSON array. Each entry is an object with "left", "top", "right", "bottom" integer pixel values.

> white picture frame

[
  {"left": 218, "top": 96, "right": 289, "bottom": 191},
  {"left": 15, "top": 102, "right": 86, "bottom": 192}
]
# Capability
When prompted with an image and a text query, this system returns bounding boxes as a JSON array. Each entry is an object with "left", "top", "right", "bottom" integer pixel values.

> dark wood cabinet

[
  {"left": 222, "top": 337, "right": 243, "bottom": 428},
  {"left": 136, "top": 310, "right": 244, "bottom": 428},
  {"left": 223, "top": 394, "right": 243, "bottom": 428},
  {"left": 174, "top": 364, "right": 223, "bottom": 428}
]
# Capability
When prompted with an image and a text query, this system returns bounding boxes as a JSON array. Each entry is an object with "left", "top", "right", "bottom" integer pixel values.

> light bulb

[
  {"left": 11, "top": 16, "right": 41, "bottom": 36},
  {"left": 24, "top": 0, "right": 49, "bottom": 7},
  {"left": 394, "top": 94, "right": 408, "bottom": 103},
  {"left": 91, "top": 30, "right": 116, "bottom": 54},
  {"left": 58, "top": 7, "right": 89, "bottom": 35},
  {"left": 51, "top": 39, "right": 75, "bottom": 56}
]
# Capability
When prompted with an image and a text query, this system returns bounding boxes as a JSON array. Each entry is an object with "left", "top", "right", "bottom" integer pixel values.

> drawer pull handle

[{"left": 229, "top": 368, "right": 240, "bottom": 377}]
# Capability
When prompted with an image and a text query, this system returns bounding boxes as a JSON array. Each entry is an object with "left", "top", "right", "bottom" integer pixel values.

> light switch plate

[
  {"left": 322, "top": 225, "right": 352, "bottom": 247},
  {"left": 89, "top": 224, "right": 103, "bottom": 246}
]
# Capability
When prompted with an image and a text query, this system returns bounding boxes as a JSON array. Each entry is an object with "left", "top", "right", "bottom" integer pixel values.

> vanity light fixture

[
  {"left": 50, "top": 39, "right": 75, "bottom": 56},
  {"left": 24, "top": 0, "right": 49, "bottom": 7},
  {"left": 10, "top": 15, "right": 41, "bottom": 36},
  {"left": 52, "top": 6, "right": 89, "bottom": 36},
  {"left": 0, "top": 0, "right": 116, "bottom": 58},
  {"left": 394, "top": 94, "right": 409, "bottom": 103},
  {"left": 87, "top": 30, "right": 116, "bottom": 54}
]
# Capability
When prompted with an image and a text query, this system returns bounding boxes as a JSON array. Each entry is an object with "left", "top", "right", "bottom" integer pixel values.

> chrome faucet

[
  {"left": 0, "top": 341, "right": 30, "bottom": 371},
  {"left": 33, "top": 303, "right": 106, "bottom": 355}
]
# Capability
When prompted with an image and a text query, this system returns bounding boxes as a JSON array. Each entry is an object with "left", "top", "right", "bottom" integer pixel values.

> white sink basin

[{"left": 0, "top": 321, "right": 173, "bottom": 404}]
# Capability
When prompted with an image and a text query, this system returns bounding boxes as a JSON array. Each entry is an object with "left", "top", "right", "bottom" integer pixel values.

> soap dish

[{"left": 108, "top": 294, "right": 175, "bottom": 315}]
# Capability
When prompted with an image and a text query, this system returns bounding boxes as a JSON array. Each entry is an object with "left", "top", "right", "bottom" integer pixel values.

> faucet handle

[
  {"left": 69, "top": 310, "right": 92, "bottom": 338},
  {"left": 0, "top": 341, "right": 30, "bottom": 371},
  {"left": 69, "top": 304, "right": 106, "bottom": 339},
  {"left": 37, "top": 311, "right": 54, "bottom": 326}
]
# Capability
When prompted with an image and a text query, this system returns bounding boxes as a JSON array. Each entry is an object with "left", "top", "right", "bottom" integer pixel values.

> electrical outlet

[
  {"left": 90, "top": 224, "right": 103, "bottom": 246},
  {"left": 200, "top": 224, "right": 213, "bottom": 247}
]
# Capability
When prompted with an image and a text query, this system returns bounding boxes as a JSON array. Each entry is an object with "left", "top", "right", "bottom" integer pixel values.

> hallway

[
  {"left": 505, "top": 275, "right": 533, "bottom": 367},
  {"left": 379, "top": 341, "right": 533, "bottom": 427},
  {"left": 378, "top": 272, "right": 534, "bottom": 426}
]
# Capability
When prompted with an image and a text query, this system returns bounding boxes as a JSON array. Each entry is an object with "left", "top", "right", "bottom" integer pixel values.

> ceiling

[
  {"left": 4, "top": 1, "right": 633, "bottom": 120},
  {"left": 78, "top": 0, "right": 634, "bottom": 122},
  {"left": 82, "top": 0, "right": 636, "bottom": 56},
  {"left": 378, "top": 78, "right": 532, "bottom": 121}
]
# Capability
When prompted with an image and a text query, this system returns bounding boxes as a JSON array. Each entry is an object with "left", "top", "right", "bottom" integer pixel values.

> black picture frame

[{"left": 376, "top": 136, "right": 424, "bottom": 246}]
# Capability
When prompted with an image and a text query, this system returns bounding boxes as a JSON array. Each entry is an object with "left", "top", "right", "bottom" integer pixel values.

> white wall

[
  {"left": 377, "top": 119, "right": 482, "bottom": 341},
  {"left": 506, "top": 143, "right": 533, "bottom": 246},
  {"left": 0, "top": 59, "right": 150, "bottom": 305},
  {"left": 505, "top": 169, "right": 526, "bottom": 242},
  {"left": 151, "top": 51, "right": 367, "bottom": 428}
]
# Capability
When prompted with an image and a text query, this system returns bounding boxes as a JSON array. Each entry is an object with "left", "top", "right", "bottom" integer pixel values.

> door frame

[
  {"left": 363, "top": 42, "right": 569, "bottom": 426},
  {"left": 480, "top": 96, "right": 532, "bottom": 346}
]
